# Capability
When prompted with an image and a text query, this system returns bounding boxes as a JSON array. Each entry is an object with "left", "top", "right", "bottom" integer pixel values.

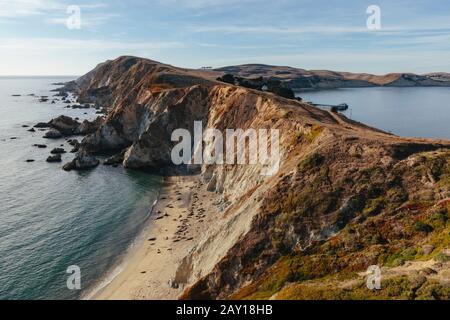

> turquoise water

[
  {"left": 297, "top": 87, "right": 450, "bottom": 139},
  {"left": 0, "top": 77, "right": 161, "bottom": 300}
]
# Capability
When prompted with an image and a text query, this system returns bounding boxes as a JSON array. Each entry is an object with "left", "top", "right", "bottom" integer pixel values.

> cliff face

[
  {"left": 215, "top": 64, "right": 450, "bottom": 90},
  {"left": 69, "top": 56, "right": 450, "bottom": 299}
]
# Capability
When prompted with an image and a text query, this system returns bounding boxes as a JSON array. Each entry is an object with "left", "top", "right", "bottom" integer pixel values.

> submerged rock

[
  {"left": 33, "top": 144, "right": 47, "bottom": 148},
  {"left": 52, "top": 91, "right": 68, "bottom": 98},
  {"left": 71, "top": 104, "right": 90, "bottom": 109}
]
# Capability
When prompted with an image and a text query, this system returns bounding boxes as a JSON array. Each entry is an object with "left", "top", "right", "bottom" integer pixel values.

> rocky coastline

[{"left": 28, "top": 56, "right": 450, "bottom": 300}]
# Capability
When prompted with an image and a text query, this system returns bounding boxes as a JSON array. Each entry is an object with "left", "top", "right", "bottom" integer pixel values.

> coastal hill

[
  {"left": 215, "top": 64, "right": 450, "bottom": 90},
  {"left": 62, "top": 56, "right": 450, "bottom": 299}
]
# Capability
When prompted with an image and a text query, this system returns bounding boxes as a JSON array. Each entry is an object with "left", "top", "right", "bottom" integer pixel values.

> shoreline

[
  {"left": 81, "top": 197, "right": 160, "bottom": 300},
  {"left": 90, "top": 173, "right": 219, "bottom": 300}
]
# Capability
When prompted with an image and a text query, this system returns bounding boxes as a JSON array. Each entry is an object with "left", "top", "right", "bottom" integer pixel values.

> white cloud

[
  {"left": 160, "top": 0, "right": 257, "bottom": 9},
  {"left": 0, "top": 0, "right": 63, "bottom": 17},
  {"left": 0, "top": 0, "right": 112, "bottom": 27},
  {"left": 0, "top": 37, "right": 186, "bottom": 75},
  {"left": 45, "top": 13, "right": 119, "bottom": 27},
  {"left": 190, "top": 25, "right": 370, "bottom": 35},
  {"left": 0, "top": 37, "right": 184, "bottom": 51},
  {"left": 189, "top": 24, "right": 450, "bottom": 37}
]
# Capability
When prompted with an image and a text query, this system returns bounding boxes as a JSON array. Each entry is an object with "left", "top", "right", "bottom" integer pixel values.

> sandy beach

[{"left": 90, "top": 174, "right": 219, "bottom": 300}]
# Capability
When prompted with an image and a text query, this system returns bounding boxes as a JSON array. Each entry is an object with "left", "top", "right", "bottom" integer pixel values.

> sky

[{"left": 1, "top": 0, "right": 450, "bottom": 75}]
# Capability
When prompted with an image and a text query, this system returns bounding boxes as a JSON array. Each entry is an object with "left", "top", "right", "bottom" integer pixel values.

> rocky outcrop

[
  {"left": 103, "top": 149, "right": 127, "bottom": 166},
  {"left": 63, "top": 151, "right": 99, "bottom": 171},
  {"left": 37, "top": 115, "right": 104, "bottom": 141},
  {"left": 43, "top": 129, "right": 63, "bottom": 139},
  {"left": 48, "top": 115, "right": 80, "bottom": 135},
  {"left": 64, "top": 56, "right": 450, "bottom": 300},
  {"left": 67, "top": 139, "right": 80, "bottom": 153},
  {"left": 76, "top": 116, "right": 104, "bottom": 135},
  {"left": 57, "top": 56, "right": 214, "bottom": 111},
  {"left": 34, "top": 122, "right": 51, "bottom": 128},
  {"left": 46, "top": 154, "right": 62, "bottom": 163}
]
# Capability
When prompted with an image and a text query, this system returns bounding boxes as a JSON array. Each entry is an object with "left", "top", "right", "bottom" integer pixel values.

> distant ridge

[{"left": 214, "top": 63, "right": 450, "bottom": 90}]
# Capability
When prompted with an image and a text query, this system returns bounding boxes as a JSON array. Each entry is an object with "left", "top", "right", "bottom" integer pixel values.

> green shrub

[
  {"left": 426, "top": 210, "right": 448, "bottom": 229},
  {"left": 413, "top": 221, "right": 434, "bottom": 234},
  {"left": 297, "top": 153, "right": 325, "bottom": 172},
  {"left": 434, "top": 252, "right": 450, "bottom": 263}
]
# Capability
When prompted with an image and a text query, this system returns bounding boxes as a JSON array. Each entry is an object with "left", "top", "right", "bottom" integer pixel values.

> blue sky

[{"left": 1, "top": 0, "right": 450, "bottom": 75}]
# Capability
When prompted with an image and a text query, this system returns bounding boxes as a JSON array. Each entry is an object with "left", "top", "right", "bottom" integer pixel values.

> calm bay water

[
  {"left": 297, "top": 87, "right": 450, "bottom": 139},
  {"left": 0, "top": 77, "right": 161, "bottom": 300}
]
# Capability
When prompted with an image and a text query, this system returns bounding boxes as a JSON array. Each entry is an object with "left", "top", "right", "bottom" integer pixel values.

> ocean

[
  {"left": 297, "top": 87, "right": 450, "bottom": 139},
  {"left": 0, "top": 77, "right": 161, "bottom": 300}
]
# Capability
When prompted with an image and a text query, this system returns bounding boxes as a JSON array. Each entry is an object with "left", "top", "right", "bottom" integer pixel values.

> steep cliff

[{"left": 67, "top": 56, "right": 450, "bottom": 299}]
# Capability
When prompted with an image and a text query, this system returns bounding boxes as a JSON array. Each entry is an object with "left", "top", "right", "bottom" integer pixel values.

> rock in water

[
  {"left": 103, "top": 149, "right": 126, "bottom": 166},
  {"left": 43, "top": 129, "right": 63, "bottom": 139},
  {"left": 63, "top": 151, "right": 99, "bottom": 171},
  {"left": 33, "top": 144, "right": 47, "bottom": 148},
  {"left": 34, "top": 122, "right": 50, "bottom": 128},
  {"left": 67, "top": 139, "right": 80, "bottom": 153},
  {"left": 68, "top": 139, "right": 79, "bottom": 146},
  {"left": 48, "top": 115, "right": 80, "bottom": 135},
  {"left": 71, "top": 104, "right": 90, "bottom": 109},
  {"left": 70, "top": 145, "right": 80, "bottom": 153},
  {"left": 46, "top": 154, "right": 62, "bottom": 163},
  {"left": 50, "top": 148, "right": 66, "bottom": 154}
]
